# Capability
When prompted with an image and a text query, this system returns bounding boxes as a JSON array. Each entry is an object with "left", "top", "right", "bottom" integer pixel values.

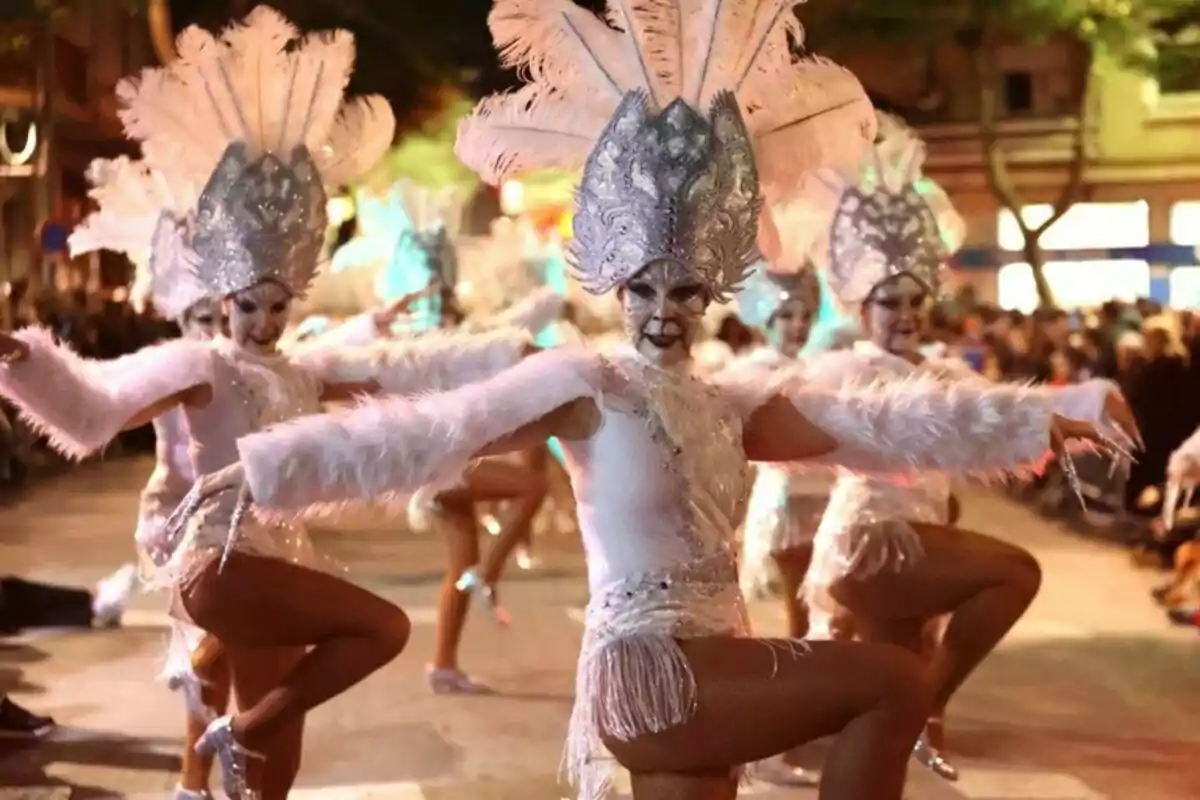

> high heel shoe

[
  {"left": 455, "top": 567, "right": 513, "bottom": 627},
  {"left": 173, "top": 786, "right": 212, "bottom": 800},
  {"left": 913, "top": 728, "right": 958, "bottom": 781},
  {"left": 194, "top": 715, "right": 264, "bottom": 799}
]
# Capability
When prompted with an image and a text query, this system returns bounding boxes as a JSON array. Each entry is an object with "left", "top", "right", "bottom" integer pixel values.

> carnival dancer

[
  {"left": 799, "top": 114, "right": 1140, "bottom": 781},
  {"left": 391, "top": 204, "right": 565, "bottom": 693},
  {"left": 69, "top": 155, "right": 232, "bottom": 800},
  {"left": 0, "top": 8, "right": 536, "bottom": 799},
  {"left": 184, "top": 3, "right": 1127, "bottom": 799},
  {"left": 69, "top": 155, "right": 440, "bottom": 799}
]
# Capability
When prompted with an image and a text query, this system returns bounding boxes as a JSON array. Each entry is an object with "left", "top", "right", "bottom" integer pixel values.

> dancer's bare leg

[
  {"left": 603, "top": 638, "right": 930, "bottom": 800},
  {"left": 180, "top": 636, "right": 230, "bottom": 794},
  {"left": 182, "top": 553, "right": 410, "bottom": 755},
  {"left": 771, "top": 544, "right": 814, "bottom": 639},
  {"left": 831, "top": 523, "right": 1041, "bottom": 711},
  {"left": 481, "top": 447, "right": 550, "bottom": 586},
  {"left": 430, "top": 499, "right": 481, "bottom": 674},
  {"left": 225, "top": 644, "right": 306, "bottom": 799}
]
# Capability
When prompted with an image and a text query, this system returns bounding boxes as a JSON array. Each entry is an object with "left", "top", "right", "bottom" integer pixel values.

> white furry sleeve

[
  {"left": 305, "top": 312, "right": 380, "bottom": 348},
  {"left": 290, "top": 327, "right": 530, "bottom": 396},
  {"left": 717, "top": 349, "right": 1054, "bottom": 476},
  {"left": 1048, "top": 378, "right": 1115, "bottom": 425},
  {"left": 0, "top": 327, "right": 212, "bottom": 460},
  {"left": 238, "top": 347, "right": 601, "bottom": 518}
]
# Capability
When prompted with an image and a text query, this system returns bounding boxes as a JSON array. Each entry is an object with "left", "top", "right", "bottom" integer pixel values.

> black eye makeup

[
  {"left": 236, "top": 300, "right": 257, "bottom": 314},
  {"left": 627, "top": 282, "right": 656, "bottom": 300},
  {"left": 270, "top": 301, "right": 288, "bottom": 314},
  {"left": 668, "top": 284, "right": 704, "bottom": 302}
]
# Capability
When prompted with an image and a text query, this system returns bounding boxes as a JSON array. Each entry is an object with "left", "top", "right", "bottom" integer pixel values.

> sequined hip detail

[{"left": 565, "top": 552, "right": 747, "bottom": 800}]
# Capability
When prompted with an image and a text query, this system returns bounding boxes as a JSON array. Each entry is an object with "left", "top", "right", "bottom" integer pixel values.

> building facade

[
  {"left": 841, "top": 34, "right": 1200, "bottom": 310},
  {"left": 0, "top": 1, "right": 154, "bottom": 315}
]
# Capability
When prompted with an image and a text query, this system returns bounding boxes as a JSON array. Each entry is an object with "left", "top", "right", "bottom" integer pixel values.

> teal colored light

[{"left": 330, "top": 185, "right": 441, "bottom": 331}]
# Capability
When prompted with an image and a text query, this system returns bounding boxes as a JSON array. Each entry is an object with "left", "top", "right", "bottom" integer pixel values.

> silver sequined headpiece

[
  {"left": 455, "top": 0, "right": 879, "bottom": 301},
  {"left": 573, "top": 91, "right": 760, "bottom": 300},
  {"left": 117, "top": 6, "right": 395, "bottom": 299},
  {"left": 192, "top": 143, "right": 328, "bottom": 298},
  {"left": 736, "top": 259, "right": 821, "bottom": 331},
  {"left": 823, "top": 113, "right": 963, "bottom": 305}
]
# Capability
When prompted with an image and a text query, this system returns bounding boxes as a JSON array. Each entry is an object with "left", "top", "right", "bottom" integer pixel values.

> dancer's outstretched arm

[
  {"left": 292, "top": 327, "right": 534, "bottom": 403},
  {"left": 715, "top": 350, "right": 1128, "bottom": 476},
  {"left": 0, "top": 328, "right": 212, "bottom": 460}
]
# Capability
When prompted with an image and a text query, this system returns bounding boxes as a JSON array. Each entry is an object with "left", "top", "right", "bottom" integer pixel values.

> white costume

[
  {"left": 800, "top": 115, "right": 1124, "bottom": 642},
  {"left": 199, "top": 4, "right": 1112, "bottom": 798}
]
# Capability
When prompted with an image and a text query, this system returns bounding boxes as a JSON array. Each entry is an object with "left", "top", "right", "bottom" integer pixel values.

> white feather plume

[
  {"left": 68, "top": 157, "right": 204, "bottom": 315},
  {"left": 456, "top": 216, "right": 549, "bottom": 316},
  {"left": 117, "top": 5, "right": 394, "bottom": 190},
  {"left": 457, "top": 0, "right": 875, "bottom": 201}
]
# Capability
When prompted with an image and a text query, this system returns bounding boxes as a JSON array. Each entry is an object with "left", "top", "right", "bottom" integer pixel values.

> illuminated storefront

[
  {"left": 995, "top": 202, "right": 1151, "bottom": 311},
  {"left": 1169, "top": 202, "right": 1200, "bottom": 308}
]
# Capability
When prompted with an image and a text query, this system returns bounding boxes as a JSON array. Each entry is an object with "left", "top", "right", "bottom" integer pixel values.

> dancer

[
  {"left": 69, "top": 154, "right": 229, "bottom": 800},
  {"left": 0, "top": 8, "right": 534, "bottom": 798},
  {"left": 390, "top": 203, "right": 564, "bottom": 692},
  {"left": 188, "top": 3, "right": 1122, "bottom": 798},
  {"left": 800, "top": 114, "right": 1140, "bottom": 781}
]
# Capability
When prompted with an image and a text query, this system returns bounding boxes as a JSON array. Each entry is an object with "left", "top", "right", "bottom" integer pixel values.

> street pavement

[{"left": 1, "top": 457, "right": 1198, "bottom": 799}]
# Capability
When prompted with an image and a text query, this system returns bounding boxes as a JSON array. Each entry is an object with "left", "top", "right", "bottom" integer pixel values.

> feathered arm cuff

[
  {"left": 717, "top": 358, "right": 1054, "bottom": 477},
  {"left": 1048, "top": 378, "right": 1115, "bottom": 426},
  {"left": 239, "top": 348, "right": 601, "bottom": 519},
  {"left": 784, "top": 376, "right": 1055, "bottom": 475},
  {"left": 0, "top": 328, "right": 212, "bottom": 460},
  {"left": 291, "top": 328, "right": 531, "bottom": 396},
  {"left": 305, "top": 312, "right": 381, "bottom": 348}
]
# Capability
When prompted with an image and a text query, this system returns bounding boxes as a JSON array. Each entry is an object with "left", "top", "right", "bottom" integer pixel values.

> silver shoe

[
  {"left": 426, "top": 665, "right": 494, "bottom": 695},
  {"left": 173, "top": 786, "right": 212, "bottom": 800},
  {"left": 913, "top": 728, "right": 959, "bottom": 781},
  {"left": 194, "top": 715, "right": 264, "bottom": 799}
]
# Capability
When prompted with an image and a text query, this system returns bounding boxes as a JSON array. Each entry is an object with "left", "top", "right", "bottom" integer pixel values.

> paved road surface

[{"left": 1, "top": 457, "right": 1198, "bottom": 799}]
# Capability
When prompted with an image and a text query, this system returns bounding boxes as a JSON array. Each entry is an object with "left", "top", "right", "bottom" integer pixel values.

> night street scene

[{"left": 0, "top": 1, "right": 1199, "bottom": 799}]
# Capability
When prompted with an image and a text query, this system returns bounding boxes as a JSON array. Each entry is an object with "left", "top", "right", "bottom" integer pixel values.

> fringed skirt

[
  {"left": 803, "top": 475, "right": 950, "bottom": 640},
  {"left": 566, "top": 553, "right": 748, "bottom": 800}
]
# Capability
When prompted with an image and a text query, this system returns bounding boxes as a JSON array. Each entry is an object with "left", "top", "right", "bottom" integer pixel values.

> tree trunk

[
  {"left": 1022, "top": 234, "right": 1056, "bottom": 310},
  {"left": 975, "top": 42, "right": 1055, "bottom": 307}
]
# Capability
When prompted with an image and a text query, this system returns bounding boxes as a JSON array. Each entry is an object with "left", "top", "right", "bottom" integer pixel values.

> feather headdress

[
  {"left": 456, "top": 0, "right": 876, "bottom": 299},
  {"left": 817, "top": 112, "right": 966, "bottom": 305},
  {"left": 116, "top": 5, "right": 395, "bottom": 298},
  {"left": 68, "top": 157, "right": 208, "bottom": 319}
]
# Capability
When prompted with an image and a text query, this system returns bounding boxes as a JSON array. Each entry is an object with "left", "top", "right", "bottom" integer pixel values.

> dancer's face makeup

[
  {"left": 861, "top": 274, "right": 929, "bottom": 356},
  {"left": 224, "top": 281, "right": 292, "bottom": 354},
  {"left": 618, "top": 260, "right": 709, "bottom": 368},
  {"left": 179, "top": 298, "right": 222, "bottom": 341},
  {"left": 768, "top": 297, "right": 815, "bottom": 358}
]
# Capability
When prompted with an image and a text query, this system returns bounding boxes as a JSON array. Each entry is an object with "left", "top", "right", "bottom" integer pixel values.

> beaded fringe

[{"left": 566, "top": 633, "right": 698, "bottom": 800}]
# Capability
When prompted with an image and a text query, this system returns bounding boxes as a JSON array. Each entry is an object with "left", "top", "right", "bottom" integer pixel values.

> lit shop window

[
  {"left": 1170, "top": 201, "right": 1200, "bottom": 246},
  {"left": 997, "top": 202, "right": 1150, "bottom": 250},
  {"left": 1169, "top": 202, "right": 1200, "bottom": 307},
  {"left": 1169, "top": 267, "right": 1200, "bottom": 308},
  {"left": 998, "top": 260, "right": 1150, "bottom": 312}
]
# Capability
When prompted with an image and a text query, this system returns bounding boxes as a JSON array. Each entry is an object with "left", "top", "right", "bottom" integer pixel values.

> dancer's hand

[
  {"left": 0, "top": 333, "right": 30, "bottom": 364},
  {"left": 1049, "top": 415, "right": 1131, "bottom": 462},
  {"left": 1102, "top": 388, "right": 1142, "bottom": 450},
  {"left": 196, "top": 462, "right": 248, "bottom": 503},
  {"left": 373, "top": 285, "right": 436, "bottom": 330}
]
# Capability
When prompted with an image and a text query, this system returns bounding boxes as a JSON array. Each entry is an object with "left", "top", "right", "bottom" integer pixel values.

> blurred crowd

[{"left": 0, "top": 287, "right": 173, "bottom": 489}]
